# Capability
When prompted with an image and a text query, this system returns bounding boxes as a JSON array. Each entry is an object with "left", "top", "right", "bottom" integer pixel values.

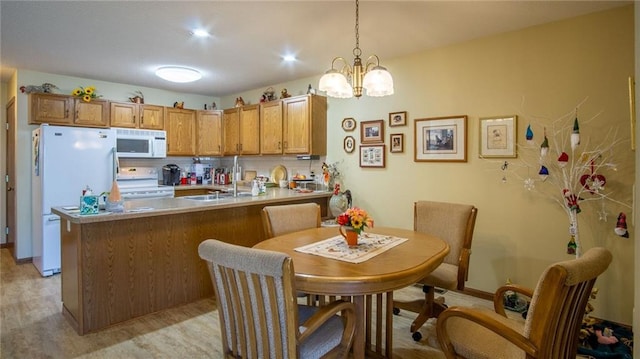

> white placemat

[{"left": 294, "top": 233, "right": 408, "bottom": 264}]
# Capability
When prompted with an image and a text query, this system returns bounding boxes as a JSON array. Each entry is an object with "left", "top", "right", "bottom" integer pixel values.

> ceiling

[{"left": 0, "top": 1, "right": 631, "bottom": 97}]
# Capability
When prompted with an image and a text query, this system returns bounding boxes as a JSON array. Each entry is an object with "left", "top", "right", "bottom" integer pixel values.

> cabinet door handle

[
  {"left": 134, "top": 115, "right": 137, "bottom": 123},
  {"left": 140, "top": 115, "right": 144, "bottom": 124},
  {"left": 278, "top": 141, "right": 281, "bottom": 149}
]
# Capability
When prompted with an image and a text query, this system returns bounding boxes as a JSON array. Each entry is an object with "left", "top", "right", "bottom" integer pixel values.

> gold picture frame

[
  {"left": 390, "top": 133, "right": 404, "bottom": 153},
  {"left": 360, "top": 119, "right": 384, "bottom": 144},
  {"left": 414, "top": 115, "right": 467, "bottom": 162},
  {"left": 359, "top": 145, "right": 386, "bottom": 168},
  {"left": 479, "top": 115, "right": 517, "bottom": 158},
  {"left": 389, "top": 111, "right": 407, "bottom": 127}
]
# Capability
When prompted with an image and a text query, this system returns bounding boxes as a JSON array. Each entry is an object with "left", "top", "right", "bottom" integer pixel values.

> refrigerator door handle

[
  {"left": 47, "top": 216, "right": 60, "bottom": 222},
  {"left": 113, "top": 147, "right": 120, "bottom": 181}
]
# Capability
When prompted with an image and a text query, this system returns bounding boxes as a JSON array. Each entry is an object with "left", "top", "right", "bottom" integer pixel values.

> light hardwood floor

[{"left": 0, "top": 248, "right": 498, "bottom": 358}]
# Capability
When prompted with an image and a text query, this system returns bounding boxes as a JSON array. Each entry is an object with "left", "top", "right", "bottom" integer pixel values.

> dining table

[{"left": 253, "top": 226, "right": 449, "bottom": 359}]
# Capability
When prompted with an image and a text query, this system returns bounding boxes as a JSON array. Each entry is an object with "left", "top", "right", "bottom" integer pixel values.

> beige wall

[
  {"left": 227, "top": 5, "right": 635, "bottom": 325},
  {"left": 634, "top": 2, "right": 639, "bottom": 357},
  {"left": 3, "top": 5, "right": 635, "bottom": 326}
]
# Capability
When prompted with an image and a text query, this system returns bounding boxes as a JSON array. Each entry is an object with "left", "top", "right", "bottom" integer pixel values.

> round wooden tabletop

[{"left": 254, "top": 226, "right": 450, "bottom": 296}]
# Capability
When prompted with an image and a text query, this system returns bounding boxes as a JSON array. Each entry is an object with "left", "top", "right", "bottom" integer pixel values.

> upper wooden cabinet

[
  {"left": 165, "top": 108, "right": 196, "bottom": 156},
  {"left": 222, "top": 104, "right": 260, "bottom": 155},
  {"left": 30, "top": 93, "right": 109, "bottom": 127},
  {"left": 196, "top": 110, "right": 223, "bottom": 156},
  {"left": 110, "top": 102, "right": 164, "bottom": 130},
  {"left": 260, "top": 100, "right": 284, "bottom": 154},
  {"left": 282, "top": 95, "right": 327, "bottom": 155}
]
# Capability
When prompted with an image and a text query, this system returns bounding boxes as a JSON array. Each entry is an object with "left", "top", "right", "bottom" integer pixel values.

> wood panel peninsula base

[{"left": 53, "top": 190, "right": 330, "bottom": 335}]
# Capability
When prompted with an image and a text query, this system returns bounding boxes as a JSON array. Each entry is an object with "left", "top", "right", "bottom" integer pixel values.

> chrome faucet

[{"left": 232, "top": 155, "right": 239, "bottom": 197}]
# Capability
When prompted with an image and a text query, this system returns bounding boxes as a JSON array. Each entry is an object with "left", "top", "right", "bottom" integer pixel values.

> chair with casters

[
  {"left": 436, "top": 247, "right": 612, "bottom": 359},
  {"left": 198, "top": 239, "right": 356, "bottom": 359},
  {"left": 261, "top": 203, "right": 322, "bottom": 239},
  {"left": 393, "top": 200, "right": 478, "bottom": 341}
]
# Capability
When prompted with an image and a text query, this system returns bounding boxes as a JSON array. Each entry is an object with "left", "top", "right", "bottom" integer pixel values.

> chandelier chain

[{"left": 353, "top": 0, "right": 361, "bottom": 58}]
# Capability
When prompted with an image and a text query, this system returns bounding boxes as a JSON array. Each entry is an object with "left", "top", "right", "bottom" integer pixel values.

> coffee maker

[{"left": 162, "top": 164, "right": 181, "bottom": 186}]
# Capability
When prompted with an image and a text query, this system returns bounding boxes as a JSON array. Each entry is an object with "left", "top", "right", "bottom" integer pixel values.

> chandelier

[{"left": 318, "top": 0, "right": 394, "bottom": 99}]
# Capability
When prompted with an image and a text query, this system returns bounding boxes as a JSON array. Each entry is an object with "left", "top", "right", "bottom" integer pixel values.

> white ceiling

[{"left": 0, "top": 1, "right": 631, "bottom": 97}]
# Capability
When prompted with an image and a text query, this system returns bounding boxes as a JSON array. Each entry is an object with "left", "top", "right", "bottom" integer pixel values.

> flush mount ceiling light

[
  {"left": 318, "top": 0, "right": 394, "bottom": 99},
  {"left": 155, "top": 66, "right": 202, "bottom": 83}
]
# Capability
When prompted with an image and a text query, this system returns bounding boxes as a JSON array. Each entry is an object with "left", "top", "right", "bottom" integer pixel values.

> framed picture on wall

[
  {"left": 342, "top": 117, "right": 356, "bottom": 131},
  {"left": 360, "top": 119, "right": 384, "bottom": 144},
  {"left": 389, "top": 111, "right": 407, "bottom": 127},
  {"left": 390, "top": 133, "right": 404, "bottom": 153},
  {"left": 414, "top": 115, "right": 467, "bottom": 162},
  {"left": 359, "top": 145, "right": 385, "bottom": 168},
  {"left": 479, "top": 115, "right": 517, "bottom": 158},
  {"left": 343, "top": 136, "right": 356, "bottom": 153}
]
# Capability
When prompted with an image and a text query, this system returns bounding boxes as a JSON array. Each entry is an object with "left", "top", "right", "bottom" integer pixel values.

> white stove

[{"left": 117, "top": 167, "right": 175, "bottom": 200}]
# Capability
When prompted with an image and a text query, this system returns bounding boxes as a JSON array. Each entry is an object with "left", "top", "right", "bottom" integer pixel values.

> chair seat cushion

[
  {"left": 418, "top": 263, "right": 458, "bottom": 289},
  {"left": 443, "top": 307, "right": 526, "bottom": 359},
  {"left": 298, "top": 305, "right": 345, "bottom": 358}
]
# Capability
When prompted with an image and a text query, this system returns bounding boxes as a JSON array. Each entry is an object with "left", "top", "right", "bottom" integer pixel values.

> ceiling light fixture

[
  {"left": 155, "top": 66, "right": 202, "bottom": 83},
  {"left": 318, "top": 0, "right": 394, "bottom": 99},
  {"left": 190, "top": 29, "right": 210, "bottom": 38}
]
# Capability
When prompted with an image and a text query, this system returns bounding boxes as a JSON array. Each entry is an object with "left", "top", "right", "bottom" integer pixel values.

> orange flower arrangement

[{"left": 336, "top": 207, "right": 373, "bottom": 235}]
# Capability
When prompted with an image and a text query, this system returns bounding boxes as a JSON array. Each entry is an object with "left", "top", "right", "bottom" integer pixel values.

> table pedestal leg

[{"left": 353, "top": 295, "right": 366, "bottom": 359}]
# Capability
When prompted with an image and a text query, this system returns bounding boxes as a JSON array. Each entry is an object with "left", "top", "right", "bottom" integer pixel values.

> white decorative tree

[{"left": 496, "top": 101, "right": 631, "bottom": 257}]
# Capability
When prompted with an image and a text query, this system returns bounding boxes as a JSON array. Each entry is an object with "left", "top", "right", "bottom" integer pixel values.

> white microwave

[{"left": 114, "top": 128, "right": 167, "bottom": 158}]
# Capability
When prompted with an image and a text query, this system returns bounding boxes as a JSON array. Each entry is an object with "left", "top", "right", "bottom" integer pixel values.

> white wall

[{"left": 0, "top": 81, "right": 7, "bottom": 245}]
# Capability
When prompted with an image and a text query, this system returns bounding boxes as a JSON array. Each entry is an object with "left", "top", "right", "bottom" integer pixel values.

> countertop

[{"left": 52, "top": 188, "right": 331, "bottom": 224}]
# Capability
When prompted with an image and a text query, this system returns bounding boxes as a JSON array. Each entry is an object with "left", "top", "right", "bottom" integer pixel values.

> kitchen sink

[
  {"left": 182, "top": 195, "right": 226, "bottom": 201},
  {"left": 182, "top": 192, "right": 253, "bottom": 201}
]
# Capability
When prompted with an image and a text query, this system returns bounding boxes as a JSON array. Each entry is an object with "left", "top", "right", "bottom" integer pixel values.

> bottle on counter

[{"left": 251, "top": 180, "right": 259, "bottom": 197}]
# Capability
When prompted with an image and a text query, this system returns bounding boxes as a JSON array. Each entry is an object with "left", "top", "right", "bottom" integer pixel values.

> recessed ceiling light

[
  {"left": 155, "top": 66, "right": 202, "bottom": 83},
  {"left": 283, "top": 55, "right": 297, "bottom": 62},
  {"left": 190, "top": 29, "right": 210, "bottom": 38}
]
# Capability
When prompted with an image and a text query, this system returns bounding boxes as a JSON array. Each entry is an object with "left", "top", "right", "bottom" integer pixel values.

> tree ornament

[
  {"left": 571, "top": 114, "right": 580, "bottom": 150},
  {"left": 557, "top": 152, "right": 569, "bottom": 168},
  {"left": 614, "top": 212, "right": 628, "bottom": 238},
  {"left": 538, "top": 165, "right": 549, "bottom": 181},
  {"left": 567, "top": 235, "right": 577, "bottom": 255},
  {"left": 525, "top": 124, "right": 534, "bottom": 144},
  {"left": 540, "top": 135, "right": 549, "bottom": 157}
]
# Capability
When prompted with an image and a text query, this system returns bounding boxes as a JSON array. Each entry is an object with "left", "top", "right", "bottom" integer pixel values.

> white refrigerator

[{"left": 31, "top": 125, "right": 117, "bottom": 276}]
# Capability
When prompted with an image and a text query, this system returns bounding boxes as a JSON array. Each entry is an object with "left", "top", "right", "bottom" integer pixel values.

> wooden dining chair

[
  {"left": 436, "top": 247, "right": 612, "bottom": 359},
  {"left": 393, "top": 200, "right": 478, "bottom": 341},
  {"left": 261, "top": 203, "right": 322, "bottom": 239},
  {"left": 198, "top": 239, "right": 356, "bottom": 359}
]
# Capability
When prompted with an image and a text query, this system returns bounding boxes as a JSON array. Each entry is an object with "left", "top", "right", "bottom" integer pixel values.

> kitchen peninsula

[{"left": 52, "top": 188, "right": 331, "bottom": 335}]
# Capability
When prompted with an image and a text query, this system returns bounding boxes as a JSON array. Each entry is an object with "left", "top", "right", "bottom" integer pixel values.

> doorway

[{"left": 5, "top": 97, "right": 16, "bottom": 259}]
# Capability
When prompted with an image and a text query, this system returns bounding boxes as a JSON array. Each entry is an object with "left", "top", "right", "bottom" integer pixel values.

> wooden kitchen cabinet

[
  {"left": 165, "top": 107, "right": 196, "bottom": 156},
  {"left": 222, "top": 104, "right": 260, "bottom": 155},
  {"left": 260, "top": 100, "right": 284, "bottom": 154},
  {"left": 30, "top": 93, "right": 74, "bottom": 125},
  {"left": 196, "top": 110, "right": 223, "bottom": 156},
  {"left": 73, "top": 98, "right": 109, "bottom": 127},
  {"left": 282, "top": 94, "right": 327, "bottom": 155},
  {"left": 110, "top": 102, "right": 164, "bottom": 129}
]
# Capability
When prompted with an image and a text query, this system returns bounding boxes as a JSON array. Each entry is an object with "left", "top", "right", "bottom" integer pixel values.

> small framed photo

[
  {"left": 479, "top": 115, "right": 517, "bottom": 158},
  {"left": 342, "top": 118, "right": 356, "bottom": 131},
  {"left": 360, "top": 145, "right": 386, "bottom": 168},
  {"left": 414, "top": 115, "right": 467, "bottom": 162},
  {"left": 360, "top": 119, "right": 384, "bottom": 144},
  {"left": 390, "top": 133, "right": 404, "bottom": 153},
  {"left": 389, "top": 111, "right": 407, "bottom": 127},
  {"left": 343, "top": 136, "right": 355, "bottom": 153}
]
